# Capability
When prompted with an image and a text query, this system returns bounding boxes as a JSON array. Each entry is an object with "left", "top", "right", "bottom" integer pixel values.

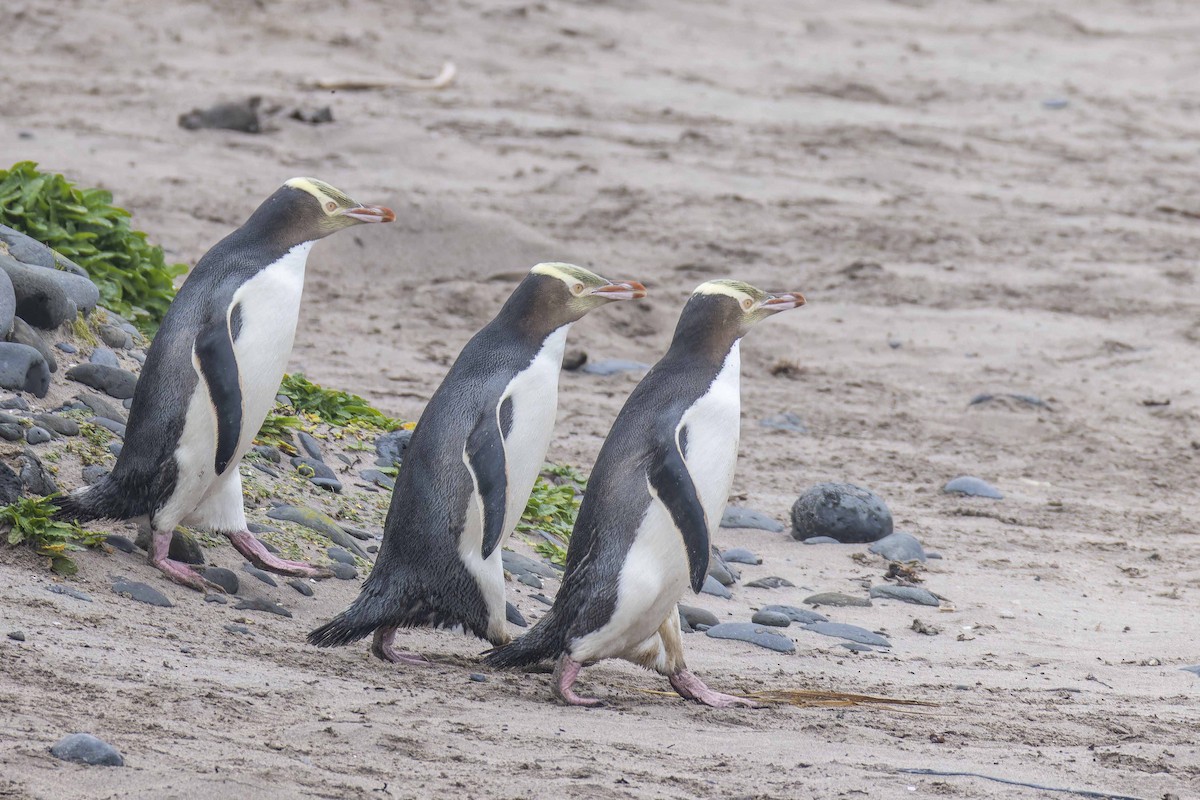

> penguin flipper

[
  {"left": 193, "top": 314, "right": 243, "bottom": 476},
  {"left": 649, "top": 425, "right": 710, "bottom": 593},
  {"left": 467, "top": 404, "right": 509, "bottom": 559}
]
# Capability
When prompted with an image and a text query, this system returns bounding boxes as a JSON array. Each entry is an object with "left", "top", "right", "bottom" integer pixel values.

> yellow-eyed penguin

[
  {"left": 484, "top": 280, "right": 805, "bottom": 707},
  {"left": 55, "top": 178, "right": 395, "bottom": 591},
  {"left": 308, "top": 263, "right": 646, "bottom": 663}
]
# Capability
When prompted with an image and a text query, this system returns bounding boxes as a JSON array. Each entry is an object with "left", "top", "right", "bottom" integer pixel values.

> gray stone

[
  {"left": 744, "top": 576, "right": 794, "bottom": 589},
  {"left": 803, "top": 592, "right": 871, "bottom": 608},
  {"left": 18, "top": 450, "right": 57, "bottom": 494},
  {"left": 97, "top": 324, "right": 131, "bottom": 349},
  {"left": 326, "top": 546, "right": 356, "bottom": 565},
  {"left": 0, "top": 396, "right": 29, "bottom": 410},
  {"left": 265, "top": 505, "right": 367, "bottom": 557},
  {"left": 700, "top": 575, "right": 732, "bottom": 598},
  {"left": 707, "top": 548, "right": 738, "bottom": 586},
  {"left": 969, "top": 393, "right": 1048, "bottom": 410},
  {"left": 761, "top": 604, "right": 828, "bottom": 625},
  {"left": 838, "top": 642, "right": 877, "bottom": 653},
  {"left": 234, "top": 596, "right": 291, "bottom": 617},
  {"left": 705, "top": 622, "right": 796, "bottom": 653},
  {"left": 0, "top": 461, "right": 21, "bottom": 504},
  {"left": 678, "top": 604, "right": 718, "bottom": 629},
  {"left": 868, "top": 532, "right": 928, "bottom": 563},
  {"left": 751, "top": 610, "right": 792, "bottom": 627},
  {"left": 330, "top": 562, "right": 357, "bottom": 580},
  {"left": 241, "top": 563, "right": 278, "bottom": 587},
  {"left": 758, "top": 411, "right": 807, "bottom": 433},
  {"left": 1181, "top": 665, "right": 1200, "bottom": 677},
  {"left": 56, "top": 341, "right": 77, "bottom": 354},
  {"left": 722, "top": 547, "right": 761, "bottom": 565},
  {"left": 0, "top": 268, "right": 12, "bottom": 337},
  {"left": 111, "top": 579, "right": 172, "bottom": 607},
  {"left": 359, "top": 468, "right": 395, "bottom": 490},
  {"left": 469, "top": 672, "right": 487, "bottom": 682},
  {"left": 869, "top": 585, "right": 940, "bottom": 606},
  {"left": 517, "top": 573, "right": 543, "bottom": 589},
  {"left": 298, "top": 431, "right": 323, "bottom": 461},
  {"left": 253, "top": 445, "right": 282, "bottom": 463},
  {"left": 134, "top": 528, "right": 203, "bottom": 565},
  {"left": 223, "top": 623, "right": 251, "bottom": 635},
  {"left": 34, "top": 413, "right": 77, "bottom": 436},
  {"left": 67, "top": 364, "right": 137, "bottom": 399},
  {"left": 107, "top": 442, "right": 122, "bottom": 456},
  {"left": 506, "top": 601, "right": 527, "bottom": 627},
  {"left": 7, "top": 629, "right": 25, "bottom": 641},
  {"left": 104, "top": 534, "right": 137, "bottom": 553},
  {"left": 339, "top": 525, "right": 373, "bottom": 541},
  {"left": 49, "top": 733, "right": 124, "bottom": 767},
  {"left": 532, "top": 593, "right": 553, "bottom": 606},
  {"left": 801, "top": 536, "right": 843, "bottom": 545},
  {"left": 791, "top": 483, "right": 892, "bottom": 543},
  {"left": 48, "top": 584, "right": 93, "bottom": 602},
  {"left": 292, "top": 455, "right": 338, "bottom": 480},
  {"left": 0, "top": 225, "right": 87, "bottom": 277},
  {"left": 89, "top": 347, "right": 120, "bottom": 368},
  {"left": 0, "top": 423, "right": 22, "bottom": 441},
  {"left": 0, "top": 342, "right": 50, "bottom": 396},
  {"left": 81, "top": 465, "right": 109, "bottom": 485},
  {"left": 0, "top": 252, "right": 94, "bottom": 328},
  {"left": 200, "top": 567, "right": 239, "bottom": 594},
  {"left": 8, "top": 317, "right": 56, "bottom": 372},
  {"left": 88, "top": 416, "right": 126, "bottom": 437},
  {"left": 253, "top": 463, "right": 281, "bottom": 478},
  {"left": 501, "top": 550, "right": 558, "bottom": 579},
  {"left": 802, "top": 622, "right": 890, "bottom": 648},
  {"left": 943, "top": 476, "right": 1003, "bottom": 500},
  {"left": 0, "top": 411, "right": 18, "bottom": 424},
  {"left": 374, "top": 428, "right": 413, "bottom": 467},
  {"left": 288, "top": 579, "right": 315, "bottom": 597},
  {"left": 309, "top": 477, "right": 343, "bottom": 493},
  {"left": 25, "top": 425, "right": 51, "bottom": 445},
  {"left": 76, "top": 393, "right": 127, "bottom": 424},
  {"left": 720, "top": 506, "right": 784, "bottom": 532},
  {"left": 579, "top": 358, "right": 649, "bottom": 376},
  {"left": 205, "top": 594, "right": 227, "bottom": 604}
]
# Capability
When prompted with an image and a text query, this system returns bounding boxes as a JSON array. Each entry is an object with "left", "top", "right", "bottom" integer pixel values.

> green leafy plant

[
  {"left": 278, "top": 373, "right": 402, "bottom": 430},
  {"left": 1, "top": 495, "right": 105, "bottom": 575},
  {"left": 254, "top": 413, "right": 302, "bottom": 453},
  {"left": 0, "top": 161, "right": 187, "bottom": 333},
  {"left": 519, "top": 466, "right": 586, "bottom": 566}
]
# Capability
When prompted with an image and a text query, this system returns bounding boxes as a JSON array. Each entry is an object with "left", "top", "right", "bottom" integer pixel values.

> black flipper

[
  {"left": 648, "top": 423, "right": 710, "bottom": 593},
  {"left": 194, "top": 313, "right": 242, "bottom": 476},
  {"left": 468, "top": 400, "right": 509, "bottom": 560}
]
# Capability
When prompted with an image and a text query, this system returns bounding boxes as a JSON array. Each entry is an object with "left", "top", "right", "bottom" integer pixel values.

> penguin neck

[
  {"left": 663, "top": 310, "right": 743, "bottom": 371},
  {"left": 491, "top": 281, "right": 577, "bottom": 347}
]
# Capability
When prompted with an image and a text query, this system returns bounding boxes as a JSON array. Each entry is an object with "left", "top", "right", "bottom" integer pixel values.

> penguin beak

[
  {"left": 589, "top": 281, "right": 647, "bottom": 301},
  {"left": 339, "top": 204, "right": 397, "bottom": 223},
  {"left": 761, "top": 292, "right": 806, "bottom": 312}
]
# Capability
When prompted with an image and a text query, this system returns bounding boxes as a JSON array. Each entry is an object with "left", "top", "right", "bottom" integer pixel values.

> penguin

[
  {"left": 55, "top": 178, "right": 395, "bottom": 591},
  {"left": 307, "top": 263, "right": 646, "bottom": 664},
  {"left": 484, "top": 280, "right": 805, "bottom": 707}
]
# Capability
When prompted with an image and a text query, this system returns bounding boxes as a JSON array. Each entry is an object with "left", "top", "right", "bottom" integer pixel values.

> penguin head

[
  {"left": 262, "top": 178, "right": 395, "bottom": 244},
  {"left": 520, "top": 262, "right": 647, "bottom": 326},
  {"left": 688, "top": 279, "right": 806, "bottom": 338}
]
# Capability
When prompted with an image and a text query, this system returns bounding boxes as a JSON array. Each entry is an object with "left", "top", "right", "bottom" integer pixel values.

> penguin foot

[
  {"left": 225, "top": 530, "right": 336, "bottom": 579},
  {"left": 152, "top": 557, "right": 226, "bottom": 593},
  {"left": 669, "top": 670, "right": 763, "bottom": 709},
  {"left": 552, "top": 655, "right": 603, "bottom": 707},
  {"left": 371, "top": 627, "right": 429, "bottom": 665}
]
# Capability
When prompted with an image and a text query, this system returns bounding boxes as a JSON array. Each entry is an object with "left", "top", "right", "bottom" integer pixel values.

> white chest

[{"left": 677, "top": 341, "right": 742, "bottom": 526}]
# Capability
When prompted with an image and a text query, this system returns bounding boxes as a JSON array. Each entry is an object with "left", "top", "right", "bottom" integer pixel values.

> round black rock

[
  {"left": 790, "top": 482, "right": 893, "bottom": 543},
  {"left": 327, "top": 547, "right": 356, "bottom": 566},
  {"left": 0, "top": 342, "right": 51, "bottom": 397},
  {"left": 374, "top": 428, "right": 413, "bottom": 467},
  {"left": 329, "top": 562, "right": 358, "bottom": 580},
  {"left": 89, "top": 347, "right": 120, "bottom": 368},
  {"left": 200, "top": 567, "right": 240, "bottom": 594},
  {"left": 49, "top": 733, "right": 124, "bottom": 767},
  {"left": 67, "top": 364, "right": 137, "bottom": 400},
  {"left": 25, "top": 425, "right": 52, "bottom": 445},
  {"left": 751, "top": 610, "right": 791, "bottom": 627}
]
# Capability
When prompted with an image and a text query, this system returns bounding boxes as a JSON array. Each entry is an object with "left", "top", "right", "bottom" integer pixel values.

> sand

[{"left": 1, "top": 0, "right": 1198, "bottom": 797}]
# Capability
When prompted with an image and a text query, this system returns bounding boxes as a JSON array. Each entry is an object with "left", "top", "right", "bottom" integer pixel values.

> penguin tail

[
  {"left": 307, "top": 580, "right": 392, "bottom": 648},
  {"left": 52, "top": 476, "right": 141, "bottom": 523},
  {"left": 483, "top": 610, "right": 566, "bottom": 670}
]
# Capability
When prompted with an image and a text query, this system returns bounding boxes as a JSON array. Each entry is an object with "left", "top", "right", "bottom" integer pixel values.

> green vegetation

[
  {"left": 277, "top": 373, "right": 402, "bottom": 430},
  {"left": 1, "top": 496, "right": 105, "bottom": 576},
  {"left": 519, "top": 466, "right": 587, "bottom": 566},
  {"left": 0, "top": 161, "right": 186, "bottom": 333},
  {"left": 253, "top": 413, "right": 302, "bottom": 453}
]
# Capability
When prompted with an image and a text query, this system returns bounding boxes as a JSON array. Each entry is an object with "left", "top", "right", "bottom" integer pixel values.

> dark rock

[
  {"left": 468, "top": 672, "right": 487, "bottom": 683},
  {"left": 969, "top": 393, "right": 1048, "bottom": 410},
  {"left": 579, "top": 359, "right": 649, "bottom": 376},
  {"left": 49, "top": 733, "right": 124, "bottom": 767},
  {"left": 81, "top": 465, "right": 109, "bottom": 485},
  {"left": 0, "top": 460, "right": 21, "bottom": 504},
  {"left": 88, "top": 416, "right": 126, "bottom": 437},
  {"left": 292, "top": 454, "right": 338, "bottom": 479},
  {"left": 943, "top": 476, "right": 1003, "bottom": 500},
  {"left": 359, "top": 468, "right": 395, "bottom": 490},
  {"left": 517, "top": 573, "right": 543, "bottom": 589},
  {"left": 25, "top": 425, "right": 51, "bottom": 445},
  {"left": 241, "top": 563, "right": 278, "bottom": 587},
  {"left": 700, "top": 575, "right": 732, "bottom": 598},
  {"left": 34, "top": 413, "right": 77, "bottom": 436},
  {"left": 104, "top": 534, "right": 137, "bottom": 554},
  {"left": 89, "top": 347, "right": 120, "bottom": 368},
  {"left": 0, "top": 423, "right": 22, "bottom": 441},
  {"left": 290, "top": 105, "right": 334, "bottom": 124},
  {"left": 253, "top": 445, "right": 281, "bottom": 463},
  {"left": 67, "top": 364, "right": 137, "bottom": 399},
  {"left": 297, "top": 431, "right": 324, "bottom": 461},
  {"left": 0, "top": 342, "right": 50, "bottom": 396},
  {"left": 56, "top": 341, "right": 77, "bottom": 354},
  {"left": 234, "top": 596, "right": 292, "bottom": 617},
  {"left": 790, "top": 483, "right": 892, "bottom": 543},
  {"left": 722, "top": 547, "right": 761, "bottom": 565},
  {"left": 868, "top": 531, "right": 927, "bottom": 563},
  {"left": 720, "top": 506, "right": 784, "bottom": 532},
  {"left": 326, "top": 546, "right": 356, "bottom": 566},
  {"left": 1180, "top": 665, "right": 1200, "bottom": 678},
  {"left": 339, "top": 525, "right": 373, "bottom": 541},
  {"left": 179, "top": 97, "right": 263, "bottom": 133},
  {"left": 7, "top": 630, "right": 25, "bottom": 641},
  {"left": 309, "top": 477, "right": 343, "bottom": 493},
  {"left": 0, "top": 410, "right": 19, "bottom": 424},
  {"left": 761, "top": 604, "right": 828, "bottom": 625},
  {"left": 804, "top": 592, "right": 871, "bottom": 608},
  {"left": 506, "top": 602, "right": 527, "bottom": 627},
  {"left": 97, "top": 324, "right": 131, "bottom": 350},
  {"left": 758, "top": 411, "right": 807, "bottom": 433},
  {"left": 253, "top": 463, "right": 281, "bottom": 478},
  {"left": 76, "top": 393, "right": 127, "bottom": 424},
  {"left": 205, "top": 594, "right": 227, "bottom": 604},
  {"left": 135, "top": 528, "right": 204, "bottom": 565},
  {"left": 678, "top": 604, "right": 718, "bottom": 629},
  {"left": 804, "top": 536, "right": 844, "bottom": 545},
  {"left": 287, "top": 579, "right": 315, "bottom": 597},
  {"left": 48, "top": 584, "right": 93, "bottom": 602},
  {"left": 9, "top": 317, "right": 57, "bottom": 372},
  {"left": 111, "top": 578, "right": 172, "bottom": 607},
  {"left": 18, "top": 450, "right": 57, "bottom": 494},
  {"left": 223, "top": 623, "right": 251, "bottom": 635},
  {"left": 705, "top": 622, "right": 796, "bottom": 653},
  {"left": 0, "top": 396, "right": 29, "bottom": 410},
  {"left": 200, "top": 567, "right": 239, "bottom": 594},
  {"left": 532, "top": 593, "right": 553, "bottom": 606},
  {"left": 0, "top": 225, "right": 56, "bottom": 268},
  {"left": 374, "top": 428, "right": 413, "bottom": 467},
  {"left": 330, "top": 562, "right": 357, "bottom": 580},
  {"left": 0, "top": 270, "right": 12, "bottom": 338},
  {"left": 744, "top": 576, "right": 794, "bottom": 589},
  {"left": 562, "top": 349, "right": 587, "bottom": 370},
  {"left": 107, "top": 442, "right": 122, "bottom": 456},
  {"left": 502, "top": 550, "right": 558, "bottom": 579},
  {"left": 869, "top": 585, "right": 940, "bottom": 606},
  {"left": 751, "top": 610, "right": 791, "bottom": 627},
  {"left": 266, "top": 505, "right": 367, "bottom": 557},
  {"left": 707, "top": 547, "right": 738, "bottom": 586},
  {"left": 802, "top": 622, "right": 890, "bottom": 648},
  {"left": 838, "top": 642, "right": 877, "bottom": 653},
  {"left": 0, "top": 252, "right": 98, "bottom": 328}
]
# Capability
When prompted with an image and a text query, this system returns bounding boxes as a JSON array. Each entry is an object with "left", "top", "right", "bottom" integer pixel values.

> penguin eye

[
  {"left": 742, "top": 298, "right": 753, "bottom": 310},
  {"left": 573, "top": 282, "right": 585, "bottom": 295},
  {"left": 325, "top": 201, "right": 337, "bottom": 212}
]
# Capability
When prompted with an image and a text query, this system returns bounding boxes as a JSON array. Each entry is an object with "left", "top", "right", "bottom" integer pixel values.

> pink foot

[
  {"left": 226, "top": 530, "right": 334, "bottom": 579},
  {"left": 669, "top": 670, "right": 763, "bottom": 709},
  {"left": 149, "top": 529, "right": 224, "bottom": 592},
  {"left": 371, "top": 627, "right": 429, "bottom": 666},
  {"left": 553, "top": 655, "right": 603, "bottom": 707}
]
